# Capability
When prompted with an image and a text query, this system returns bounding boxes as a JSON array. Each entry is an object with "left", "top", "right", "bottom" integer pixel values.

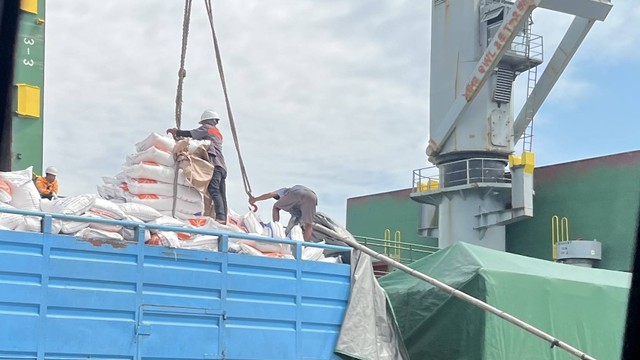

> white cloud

[
  {"left": 40, "top": 0, "right": 635, "bottom": 228},
  {"left": 43, "top": 1, "right": 430, "bottom": 223}
]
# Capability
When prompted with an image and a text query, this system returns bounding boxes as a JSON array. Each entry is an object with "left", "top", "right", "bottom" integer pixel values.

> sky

[{"left": 42, "top": 0, "right": 640, "bottom": 224}]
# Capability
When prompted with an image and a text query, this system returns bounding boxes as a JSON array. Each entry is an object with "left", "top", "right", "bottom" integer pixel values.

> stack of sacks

[
  {"left": 0, "top": 167, "right": 43, "bottom": 232},
  {"left": 98, "top": 133, "right": 205, "bottom": 219},
  {"left": 0, "top": 166, "right": 337, "bottom": 262}
]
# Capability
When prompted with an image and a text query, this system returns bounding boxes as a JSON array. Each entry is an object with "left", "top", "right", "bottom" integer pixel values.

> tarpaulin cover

[
  {"left": 378, "top": 242, "right": 631, "bottom": 360},
  {"left": 335, "top": 251, "right": 410, "bottom": 360}
]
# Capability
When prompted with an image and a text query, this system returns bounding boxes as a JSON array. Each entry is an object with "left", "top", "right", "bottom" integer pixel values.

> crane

[{"left": 412, "top": 0, "right": 612, "bottom": 251}]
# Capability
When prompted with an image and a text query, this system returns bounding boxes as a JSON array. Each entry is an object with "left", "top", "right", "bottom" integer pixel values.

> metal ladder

[{"left": 521, "top": 15, "right": 538, "bottom": 153}]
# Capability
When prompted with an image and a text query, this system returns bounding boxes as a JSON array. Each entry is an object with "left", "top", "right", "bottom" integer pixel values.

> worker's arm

[
  {"left": 272, "top": 205, "right": 280, "bottom": 223},
  {"left": 166, "top": 128, "right": 193, "bottom": 139},
  {"left": 249, "top": 191, "right": 278, "bottom": 205},
  {"left": 52, "top": 180, "right": 58, "bottom": 194}
]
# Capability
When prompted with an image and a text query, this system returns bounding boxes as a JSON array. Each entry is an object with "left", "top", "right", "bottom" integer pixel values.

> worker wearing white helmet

[
  {"left": 35, "top": 166, "right": 59, "bottom": 200},
  {"left": 166, "top": 110, "right": 228, "bottom": 224}
]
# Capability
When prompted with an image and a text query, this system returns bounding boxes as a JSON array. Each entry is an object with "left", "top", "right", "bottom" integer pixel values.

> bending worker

[
  {"left": 166, "top": 110, "right": 228, "bottom": 224},
  {"left": 250, "top": 185, "right": 318, "bottom": 241},
  {"left": 35, "top": 166, "right": 59, "bottom": 200}
]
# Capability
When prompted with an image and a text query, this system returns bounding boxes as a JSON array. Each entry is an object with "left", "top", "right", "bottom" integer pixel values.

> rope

[
  {"left": 175, "top": 0, "right": 193, "bottom": 129},
  {"left": 172, "top": 0, "right": 193, "bottom": 217},
  {"left": 204, "top": 0, "right": 253, "bottom": 197}
]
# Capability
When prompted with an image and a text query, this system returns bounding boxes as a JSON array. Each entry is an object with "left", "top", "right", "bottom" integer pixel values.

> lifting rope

[
  {"left": 174, "top": 0, "right": 193, "bottom": 129},
  {"left": 204, "top": 0, "right": 253, "bottom": 197},
  {"left": 172, "top": 0, "right": 253, "bottom": 216},
  {"left": 172, "top": 0, "right": 193, "bottom": 217}
]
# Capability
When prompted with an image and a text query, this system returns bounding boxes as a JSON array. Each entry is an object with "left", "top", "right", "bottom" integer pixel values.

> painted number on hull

[{"left": 23, "top": 37, "right": 35, "bottom": 67}]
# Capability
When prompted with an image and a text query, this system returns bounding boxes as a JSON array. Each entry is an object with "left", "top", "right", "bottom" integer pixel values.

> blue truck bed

[{"left": 0, "top": 210, "right": 351, "bottom": 360}]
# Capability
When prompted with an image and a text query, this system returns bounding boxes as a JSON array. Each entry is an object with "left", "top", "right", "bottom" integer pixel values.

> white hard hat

[
  {"left": 45, "top": 166, "right": 58, "bottom": 176},
  {"left": 200, "top": 110, "right": 220, "bottom": 122}
]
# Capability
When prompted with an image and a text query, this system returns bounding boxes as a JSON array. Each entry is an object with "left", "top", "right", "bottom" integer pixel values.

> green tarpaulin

[{"left": 378, "top": 242, "right": 631, "bottom": 360}]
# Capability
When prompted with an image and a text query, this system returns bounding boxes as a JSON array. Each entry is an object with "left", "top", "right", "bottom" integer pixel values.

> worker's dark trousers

[{"left": 208, "top": 166, "right": 228, "bottom": 222}]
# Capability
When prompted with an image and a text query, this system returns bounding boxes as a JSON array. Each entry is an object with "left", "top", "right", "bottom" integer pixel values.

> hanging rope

[
  {"left": 172, "top": 0, "right": 193, "bottom": 217},
  {"left": 204, "top": 0, "right": 253, "bottom": 197},
  {"left": 175, "top": 0, "right": 193, "bottom": 129}
]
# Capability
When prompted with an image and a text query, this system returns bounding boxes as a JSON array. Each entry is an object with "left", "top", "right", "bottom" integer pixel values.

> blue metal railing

[{"left": 0, "top": 207, "right": 351, "bottom": 260}]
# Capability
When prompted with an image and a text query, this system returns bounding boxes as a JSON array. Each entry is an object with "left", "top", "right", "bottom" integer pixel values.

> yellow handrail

[
  {"left": 561, "top": 217, "right": 569, "bottom": 242},
  {"left": 551, "top": 215, "right": 559, "bottom": 260},
  {"left": 384, "top": 229, "right": 391, "bottom": 256},
  {"left": 551, "top": 215, "right": 570, "bottom": 261},
  {"left": 393, "top": 231, "right": 402, "bottom": 260}
]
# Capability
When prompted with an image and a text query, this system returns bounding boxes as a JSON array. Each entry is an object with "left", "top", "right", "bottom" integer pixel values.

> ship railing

[
  {"left": 355, "top": 235, "right": 438, "bottom": 265},
  {"left": 508, "top": 32, "right": 543, "bottom": 62},
  {"left": 413, "top": 157, "right": 511, "bottom": 193},
  {"left": 0, "top": 207, "right": 351, "bottom": 260}
]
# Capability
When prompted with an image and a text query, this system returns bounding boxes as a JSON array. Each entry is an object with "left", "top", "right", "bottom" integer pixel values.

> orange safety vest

[{"left": 35, "top": 176, "right": 58, "bottom": 196}]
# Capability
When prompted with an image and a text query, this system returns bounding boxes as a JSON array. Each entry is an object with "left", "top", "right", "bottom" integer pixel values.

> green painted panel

[
  {"left": 347, "top": 152, "right": 640, "bottom": 271},
  {"left": 346, "top": 188, "right": 438, "bottom": 250},
  {"left": 506, "top": 151, "right": 640, "bottom": 271},
  {"left": 11, "top": 0, "right": 45, "bottom": 172}
]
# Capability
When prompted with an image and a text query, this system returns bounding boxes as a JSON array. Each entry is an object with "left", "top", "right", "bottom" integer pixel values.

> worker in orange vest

[{"left": 35, "top": 166, "right": 59, "bottom": 200}]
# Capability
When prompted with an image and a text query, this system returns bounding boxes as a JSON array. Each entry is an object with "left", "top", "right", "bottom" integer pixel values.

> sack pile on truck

[
  {"left": 97, "top": 133, "right": 206, "bottom": 219},
  {"left": 0, "top": 136, "right": 350, "bottom": 262}
]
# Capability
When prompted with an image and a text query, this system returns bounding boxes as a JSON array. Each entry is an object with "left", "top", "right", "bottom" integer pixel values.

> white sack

[
  {"left": 185, "top": 217, "right": 221, "bottom": 230},
  {"left": 102, "top": 176, "right": 123, "bottom": 186},
  {"left": 59, "top": 219, "right": 90, "bottom": 234},
  {"left": 128, "top": 194, "right": 203, "bottom": 216},
  {"left": 227, "top": 209, "right": 242, "bottom": 227},
  {"left": 239, "top": 239, "right": 291, "bottom": 255},
  {"left": 117, "top": 202, "right": 162, "bottom": 222},
  {"left": 179, "top": 235, "right": 219, "bottom": 252},
  {"left": 159, "top": 210, "right": 202, "bottom": 221},
  {"left": 148, "top": 215, "right": 193, "bottom": 241},
  {"left": 135, "top": 133, "right": 176, "bottom": 153},
  {"left": 48, "top": 194, "right": 96, "bottom": 215},
  {"left": 0, "top": 167, "right": 40, "bottom": 211},
  {"left": 119, "top": 215, "right": 151, "bottom": 242},
  {"left": 122, "top": 163, "right": 188, "bottom": 185},
  {"left": 0, "top": 180, "right": 12, "bottom": 203},
  {"left": 84, "top": 213, "right": 123, "bottom": 232},
  {"left": 288, "top": 225, "right": 304, "bottom": 241},
  {"left": 126, "top": 146, "right": 174, "bottom": 167},
  {"left": 264, "top": 222, "right": 286, "bottom": 239},
  {"left": 319, "top": 256, "right": 342, "bottom": 263},
  {"left": 14, "top": 216, "right": 44, "bottom": 233},
  {"left": 88, "top": 198, "right": 126, "bottom": 220},
  {"left": 76, "top": 228, "right": 124, "bottom": 242},
  {"left": 238, "top": 243, "right": 265, "bottom": 256},
  {"left": 241, "top": 212, "right": 263, "bottom": 235},
  {"left": 155, "top": 231, "right": 181, "bottom": 248},
  {"left": 126, "top": 178, "right": 202, "bottom": 203},
  {"left": 0, "top": 203, "right": 24, "bottom": 230},
  {"left": 97, "top": 184, "right": 126, "bottom": 201},
  {"left": 302, "top": 243, "right": 326, "bottom": 261},
  {"left": 185, "top": 139, "right": 211, "bottom": 154},
  {"left": 149, "top": 215, "right": 187, "bottom": 228}
]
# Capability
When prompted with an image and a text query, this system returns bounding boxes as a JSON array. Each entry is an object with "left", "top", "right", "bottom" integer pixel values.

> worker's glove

[
  {"left": 51, "top": 192, "right": 58, "bottom": 200},
  {"left": 166, "top": 128, "right": 178, "bottom": 139}
]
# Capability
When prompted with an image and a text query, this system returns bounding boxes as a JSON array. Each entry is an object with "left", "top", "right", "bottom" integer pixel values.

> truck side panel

[{"left": 0, "top": 230, "right": 350, "bottom": 360}]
